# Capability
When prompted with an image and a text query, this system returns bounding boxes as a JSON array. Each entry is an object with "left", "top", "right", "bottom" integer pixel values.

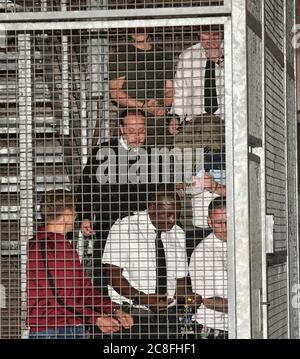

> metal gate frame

[{"left": 0, "top": 0, "right": 298, "bottom": 339}]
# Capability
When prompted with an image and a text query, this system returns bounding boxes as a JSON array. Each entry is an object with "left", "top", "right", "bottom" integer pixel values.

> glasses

[{"left": 126, "top": 129, "right": 146, "bottom": 135}]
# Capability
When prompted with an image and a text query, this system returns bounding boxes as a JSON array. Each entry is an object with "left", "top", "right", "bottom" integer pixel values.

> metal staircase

[{"left": 0, "top": 30, "right": 74, "bottom": 338}]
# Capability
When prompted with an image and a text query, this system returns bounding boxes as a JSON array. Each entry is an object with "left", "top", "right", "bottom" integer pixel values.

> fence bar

[{"left": 18, "top": 33, "right": 33, "bottom": 339}]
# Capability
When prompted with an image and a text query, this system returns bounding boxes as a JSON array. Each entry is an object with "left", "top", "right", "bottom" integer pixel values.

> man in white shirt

[
  {"left": 189, "top": 197, "right": 228, "bottom": 339},
  {"left": 171, "top": 25, "right": 224, "bottom": 126},
  {"left": 102, "top": 185, "right": 202, "bottom": 338},
  {"left": 170, "top": 26, "right": 225, "bottom": 230}
]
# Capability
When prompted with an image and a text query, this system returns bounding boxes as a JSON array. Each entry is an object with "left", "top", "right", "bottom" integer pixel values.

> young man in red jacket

[{"left": 27, "top": 190, "right": 133, "bottom": 339}]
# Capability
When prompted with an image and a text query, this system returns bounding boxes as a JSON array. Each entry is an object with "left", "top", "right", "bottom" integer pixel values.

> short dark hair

[
  {"left": 40, "top": 189, "right": 74, "bottom": 223},
  {"left": 199, "top": 24, "right": 224, "bottom": 33},
  {"left": 208, "top": 197, "right": 226, "bottom": 217},
  {"left": 119, "top": 109, "right": 145, "bottom": 126},
  {"left": 148, "top": 183, "right": 179, "bottom": 205},
  {"left": 128, "top": 27, "right": 153, "bottom": 34}
]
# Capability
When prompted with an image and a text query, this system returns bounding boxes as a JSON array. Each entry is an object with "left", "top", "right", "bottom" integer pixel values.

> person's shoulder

[
  {"left": 178, "top": 42, "right": 202, "bottom": 60},
  {"left": 189, "top": 239, "right": 206, "bottom": 262},
  {"left": 107, "top": 138, "right": 119, "bottom": 148},
  {"left": 110, "top": 44, "right": 127, "bottom": 55},
  {"left": 172, "top": 225, "right": 186, "bottom": 244},
  {"left": 173, "top": 223, "right": 185, "bottom": 234},
  {"left": 92, "top": 138, "right": 118, "bottom": 152},
  {"left": 194, "top": 232, "right": 218, "bottom": 253},
  {"left": 28, "top": 234, "right": 38, "bottom": 250},
  {"left": 89, "top": 141, "right": 109, "bottom": 159},
  {"left": 109, "top": 213, "right": 140, "bottom": 240},
  {"left": 113, "top": 211, "right": 138, "bottom": 226}
]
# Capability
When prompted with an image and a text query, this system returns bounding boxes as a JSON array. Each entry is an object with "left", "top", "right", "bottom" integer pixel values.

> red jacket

[{"left": 27, "top": 228, "right": 117, "bottom": 332}]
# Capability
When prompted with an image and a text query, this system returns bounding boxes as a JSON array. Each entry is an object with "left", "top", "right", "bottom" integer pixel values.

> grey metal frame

[
  {"left": 260, "top": 0, "right": 268, "bottom": 339},
  {"left": 0, "top": 0, "right": 297, "bottom": 339},
  {"left": 284, "top": 0, "right": 290, "bottom": 339},
  {"left": 0, "top": 4, "right": 232, "bottom": 22},
  {"left": 285, "top": 0, "right": 300, "bottom": 340},
  {"left": 18, "top": 33, "right": 34, "bottom": 339},
  {"left": 0, "top": 16, "right": 229, "bottom": 31},
  {"left": 224, "top": 1, "right": 252, "bottom": 339},
  {"left": 4, "top": 16, "right": 232, "bottom": 339}
]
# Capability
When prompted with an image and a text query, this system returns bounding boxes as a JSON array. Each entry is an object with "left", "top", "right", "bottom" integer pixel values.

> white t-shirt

[
  {"left": 171, "top": 42, "right": 224, "bottom": 122},
  {"left": 102, "top": 210, "right": 188, "bottom": 307},
  {"left": 189, "top": 232, "right": 228, "bottom": 331}
]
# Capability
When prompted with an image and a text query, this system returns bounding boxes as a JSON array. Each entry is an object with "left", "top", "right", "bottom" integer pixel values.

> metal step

[
  {"left": 0, "top": 51, "right": 43, "bottom": 72},
  {"left": 0, "top": 205, "right": 47, "bottom": 221},
  {"left": 0, "top": 81, "right": 51, "bottom": 103},
  {"left": 0, "top": 116, "right": 56, "bottom": 134},
  {"left": 0, "top": 241, "right": 20, "bottom": 256},
  {"left": 0, "top": 146, "right": 64, "bottom": 164},
  {"left": 0, "top": 206, "right": 19, "bottom": 220},
  {"left": 0, "top": 221, "right": 18, "bottom": 241},
  {"left": 0, "top": 175, "right": 70, "bottom": 192}
]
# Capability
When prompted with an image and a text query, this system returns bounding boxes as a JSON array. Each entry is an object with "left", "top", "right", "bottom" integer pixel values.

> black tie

[
  {"left": 155, "top": 231, "right": 167, "bottom": 295},
  {"left": 204, "top": 59, "right": 218, "bottom": 114}
]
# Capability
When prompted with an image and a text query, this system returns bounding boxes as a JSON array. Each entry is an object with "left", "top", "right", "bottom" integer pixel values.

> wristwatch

[
  {"left": 216, "top": 56, "right": 224, "bottom": 66},
  {"left": 132, "top": 292, "right": 142, "bottom": 305}
]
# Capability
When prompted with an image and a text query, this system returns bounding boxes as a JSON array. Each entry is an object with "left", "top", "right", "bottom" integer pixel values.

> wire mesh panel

[
  {"left": 0, "top": 21, "right": 228, "bottom": 339},
  {"left": 247, "top": 26, "right": 262, "bottom": 140},
  {"left": 265, "top": 50, "right": 286, "bottom": 253},
  {"left": 0, "top": 0, "right": 297, "bottom": 340},
  {"left": 265, "top": 0, "right": 285, "bottom": 53},
  {"left": 286, "top": 73, "right": 299, "bottom": 339},
  {"left": 263, "top": 0, "right": 298, "bottom": 339},
  {"left": 267, "top": 263, "right": 288, "bottom": 339},
  {"left": 264, "top": 0, "right": 288, "bottom": 339},
  {"left": 285, "top": 0, "right": 299, "bottom": 340},
  {"left": 0, "top": 0, "right": 226, "bottom": 12}
]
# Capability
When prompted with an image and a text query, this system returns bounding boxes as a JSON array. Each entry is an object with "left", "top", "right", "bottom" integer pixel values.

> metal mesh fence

[
  {"left": 0, "top": 24, "right": 227, "bottom": 339},
  {"left": 0, "top": 0, "right": 225, "bottom": 12},
  {"left": 0, "top": 0, "right": 298, "bottom": 340}
]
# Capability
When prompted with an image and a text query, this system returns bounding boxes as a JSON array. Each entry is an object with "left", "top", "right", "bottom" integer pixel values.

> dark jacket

[
  {"left": 76, "top": 138, "right": 164, "bottom": 290},
  {"left": 77, "top": 138, "right": 161, "bottom": 234}
]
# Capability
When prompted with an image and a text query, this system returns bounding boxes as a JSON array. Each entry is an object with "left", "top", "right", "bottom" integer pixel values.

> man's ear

[
  {"left": 148, "top": 202, "right": 154, "bottom": 211},
  {"left": 207, "top": 216, "right": 212, "bottom": 229},
  {"left": 120, "top": 125, "right": 124, "bottom": 135},
  {"left": 148, "top": 202, "right": 156, "bottom": 214}
]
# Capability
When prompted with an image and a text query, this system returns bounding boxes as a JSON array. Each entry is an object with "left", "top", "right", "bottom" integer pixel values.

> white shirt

[
  {"left": 119, "top": 136, "right": 138, "bottom": 153},
  {"left": 171, "top": 42, "right": 224, "bottom": 122},
  {"left": 192, "top": 191, "right": 220, "bottom": 228},
  {"left": 189, "top": 232, "right": 228, "bottom": 331},
  {"left": 102, "top": 210, "right": 188, "bottom": 307}
]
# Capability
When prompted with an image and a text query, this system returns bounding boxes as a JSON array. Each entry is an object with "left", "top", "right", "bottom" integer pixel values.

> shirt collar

[
  {"left": 119, "top": 136, "right": 129, "bottom": 151},
  {"left": 142, "top": 210, "right": 175, "bottom": 234},
  {"left": 119, "top": 136, "right": 138, "bottom": 153},
  {"left": 200, "top": 41, "right": 224, "bottom": 61}
]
